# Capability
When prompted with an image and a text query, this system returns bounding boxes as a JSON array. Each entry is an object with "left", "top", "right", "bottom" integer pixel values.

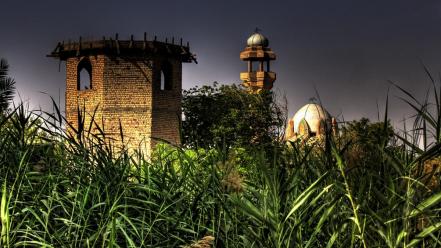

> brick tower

[
  {"left": 240, "top": 30, "right": 276, "bottom": 93},
  {"left": 48, "top": 34, "right": 196, "bottom": 155}
]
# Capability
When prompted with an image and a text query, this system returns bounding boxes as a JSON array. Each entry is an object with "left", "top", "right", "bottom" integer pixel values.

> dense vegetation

[
  {"left": 0, "top": 58, "right": 441, "bottom": 247},
  {"left": 182, "top": 83, "right": 285, "bottom": 149},
  {"left": 0, "top": 58, "right": 16, "bottom": 114}
]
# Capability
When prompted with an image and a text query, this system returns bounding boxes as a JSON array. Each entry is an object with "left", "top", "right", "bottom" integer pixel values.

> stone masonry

[{"left": 49, "top": 34, "right": 195, "bottom": 155}]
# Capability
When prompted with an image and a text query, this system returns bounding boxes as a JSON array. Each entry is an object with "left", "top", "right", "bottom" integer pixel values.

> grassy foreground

[{"left": 0, "top": 92, "right": 441, "bottom": 248}]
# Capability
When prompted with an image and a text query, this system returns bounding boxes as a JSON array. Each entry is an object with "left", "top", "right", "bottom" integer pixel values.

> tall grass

[{"left": 0, "top": 83, "right": 440, "bottom": 247}]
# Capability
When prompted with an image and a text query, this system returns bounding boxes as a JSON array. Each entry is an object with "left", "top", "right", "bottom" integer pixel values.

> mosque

[
  {"left": 50, "top": 30, "right": 336, "bottom": 155},
  {"left": 239, "top": 31, "right": 337, "bottom": 142}
]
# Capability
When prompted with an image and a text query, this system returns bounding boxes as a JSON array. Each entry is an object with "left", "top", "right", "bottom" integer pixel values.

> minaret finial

[{"left": 254, "top": 27, "right": 261, "bottom": 33}]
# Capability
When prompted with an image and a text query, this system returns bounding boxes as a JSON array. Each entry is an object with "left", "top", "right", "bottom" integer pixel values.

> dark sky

[{"left": 1, "top": 0, "right": 441, "bottom": 126}]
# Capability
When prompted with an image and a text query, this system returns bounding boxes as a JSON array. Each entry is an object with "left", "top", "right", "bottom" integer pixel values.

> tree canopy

[
  {"left": 338, "top": 117, "right": 394, "bottom": 168},
  {"left": 181, "top": 83, "right": 286, "bottom": 149}
]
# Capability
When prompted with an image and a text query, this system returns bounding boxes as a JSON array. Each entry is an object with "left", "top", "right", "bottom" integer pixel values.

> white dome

[
  {"left": 292, "top": 103, "right": 331, "bottom": 134},
  {"left": 246, "top": 33, "right": 269, "bottom": 47}
]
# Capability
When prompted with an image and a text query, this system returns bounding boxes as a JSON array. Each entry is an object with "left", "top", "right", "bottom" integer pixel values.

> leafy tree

[
  {"left": 182, "top": 83, "right": 286, "bottom": 149},
  {"left": 339, "top": 117, "right": 394, "bottom": 168},
  {"left": 0, "top": 58, "right": 16, "bottom": 114}
]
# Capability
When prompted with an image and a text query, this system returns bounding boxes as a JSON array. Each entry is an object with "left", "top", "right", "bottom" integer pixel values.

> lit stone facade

[{"left": 49, "top": 35, "right": 195, "bottom": 155}]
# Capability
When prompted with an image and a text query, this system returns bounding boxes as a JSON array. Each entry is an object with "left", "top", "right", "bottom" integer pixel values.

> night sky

[{"left": 1, "top": 0, "right": 441, "bottom": 127}]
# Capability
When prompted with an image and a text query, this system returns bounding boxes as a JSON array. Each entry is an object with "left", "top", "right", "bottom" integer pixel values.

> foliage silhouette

[{"left": 0, "top": 58, "right": 16, "bottom": 114}]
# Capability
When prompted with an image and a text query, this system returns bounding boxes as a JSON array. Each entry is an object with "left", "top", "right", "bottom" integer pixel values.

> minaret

[{"left": 240, "top": 30, "right": 276, "bottom": 93}]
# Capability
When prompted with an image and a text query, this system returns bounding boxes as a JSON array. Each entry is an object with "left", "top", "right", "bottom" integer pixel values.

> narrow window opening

[
  {"left": 77, "top": 58, "right": 92, "bottom": 90},
  {"left": 79, "top": 69, "right": 91, "bottom": 90},
  {"left": 259, "top": 61, "right": 264, "bottom": 72},
  {"left": 251, "top": 61, "right": 259, "bottom": 72},
  {"left": 159, "top": 61, "right": 173, "bottom": 91},
  {"left": 160, "top": 70, "right": 165, "bottom": 90}
]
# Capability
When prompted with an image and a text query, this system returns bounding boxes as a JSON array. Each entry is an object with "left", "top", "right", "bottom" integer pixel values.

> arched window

[
  {"left": 160, "top": 70, "right": 165, "bottom": 90},
  {"left": 159, "top": 61, "right": 173, "bottom": 91},
  {"left": 77, "top": 58, "right": 92, "bottom": 90},
  {"left": 298, "top": 119, "right": 310, "bottom": 137}
]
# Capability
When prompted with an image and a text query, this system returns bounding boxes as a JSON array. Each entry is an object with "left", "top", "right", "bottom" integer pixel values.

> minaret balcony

[
  {"left": 240, "top": 47, "right": 276, "bottom": 60},
  {"left": 240, "top": 71, "right": 276, "bottom": 82}
]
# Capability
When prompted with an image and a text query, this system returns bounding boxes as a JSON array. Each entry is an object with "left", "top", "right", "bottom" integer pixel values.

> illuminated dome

[
  {"left": 246, "top": 32, "right": 269, "bottom": 47},
  {"left": 285, "top": 103, "right": 337, "bottom": 141},
  {"left": 293, "top": 103, "right": 330, "bottom": 135}
]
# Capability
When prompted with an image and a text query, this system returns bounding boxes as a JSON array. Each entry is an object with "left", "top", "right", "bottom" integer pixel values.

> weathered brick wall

[
  {"left": 65, "top": 54, "right": 182, "bottom": 156},
  {"left": 151, "top": 58, "right": 182, "bottom": 148},
  {"left": 65, "top": 55, "right": 104, "bottom": 135},
  {"left": 102, "top": 56, "right": 153, "bottom": 153}
]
